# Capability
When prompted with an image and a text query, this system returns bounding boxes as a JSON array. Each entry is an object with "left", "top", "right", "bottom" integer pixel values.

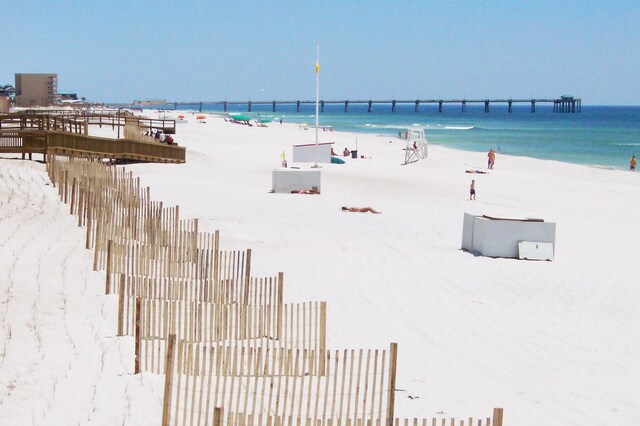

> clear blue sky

[{"left": 2, "top": 0, "right": 638, "bottom": 105}]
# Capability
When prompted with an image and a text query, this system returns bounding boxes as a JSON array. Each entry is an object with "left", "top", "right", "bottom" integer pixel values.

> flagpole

[{"left": 313, "top": 43, "right": 320, "bottom": 168}]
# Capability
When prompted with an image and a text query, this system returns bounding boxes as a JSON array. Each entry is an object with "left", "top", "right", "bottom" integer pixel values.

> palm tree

[{"left": 0, "top": 84, "right": 15, "bottom": 96}]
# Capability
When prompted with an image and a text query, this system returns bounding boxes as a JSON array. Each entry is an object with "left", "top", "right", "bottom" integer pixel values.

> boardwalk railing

[
  {"left": 1, "top": 112, "right": 177, "bottom": 134},
  {"left": 0, "top": 130, "right": 185, "bottom": 163}
]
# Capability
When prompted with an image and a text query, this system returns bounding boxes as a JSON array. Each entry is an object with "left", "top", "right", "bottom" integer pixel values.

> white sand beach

[{"left": 1, "top": 112, "right": 639, "bottom": 425}]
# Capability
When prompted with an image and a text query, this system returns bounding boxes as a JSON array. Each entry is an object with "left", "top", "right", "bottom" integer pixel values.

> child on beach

[
  {"left": 470, "top": 179, "right": 476, "bottom": 200},
  {"left": 630, "top": 155, "right": 636, "bottom": 171}
]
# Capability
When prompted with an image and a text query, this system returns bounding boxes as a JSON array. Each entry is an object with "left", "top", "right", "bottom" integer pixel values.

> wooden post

[
  {"left": 192, "top": 218, "right": 199, "bottom": 263},
  {"left": 213, "top": 406, "right": 223, "bottom": 426},
  {"left": 161, "top": 334, "right": 177, "bottom": 426},
  {"left": 319, "top": 302, "right": 327, "bottom": 376},
  {"left": 135, "top": 297, "right": 141, "bottom": 374},
  {"left": 243, "top": 248, "right": 252, "bottom": 303},
  {"left": 277, "top": 272, "right": 284, "bottom": 339},
  {"left": 85, "top": 192, "right": 92, "bottom": 249},
  {"left": 117, "top": 274, "right": 125, "bottom": 336},
  {"left": 385, "top": 343, "right": 398, "bottom": 426},
  {"left": 213, "top": 230, "right": 220, "bottom": 284},
  {"left": 105, "top": 240, "right": 113, "bottom": 294},
  {"left": 492, "top": 408, "right": 503, "bottom": 426},
  {"left": 62, "top": 169, "right": 68, "bottom": 201},
  {"left": 70, "top": 177, "right": 77, "bottom": 214}
]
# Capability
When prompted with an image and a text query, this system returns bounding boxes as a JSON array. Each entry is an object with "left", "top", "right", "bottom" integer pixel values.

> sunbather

[{"left": 341, "top": 206, "right": 381, "bottom": 214}]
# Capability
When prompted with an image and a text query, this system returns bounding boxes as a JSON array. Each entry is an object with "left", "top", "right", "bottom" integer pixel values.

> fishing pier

[{"left": 163, "top": 96, "right": 581, "bottom": 114}]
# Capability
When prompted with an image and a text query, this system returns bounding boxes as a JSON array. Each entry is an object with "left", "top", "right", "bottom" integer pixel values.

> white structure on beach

[
  {"left": 292, "top": 142, "right": 333, "bottom": 164},
  {"left": 272, "top": 168, "right": 321, "bottom": 193},
  {"left": 403, "top": 128, "right": 428, "bottom": 165},
  {"left": 461, "top": 213, "right": 556, "bottom": 260}
]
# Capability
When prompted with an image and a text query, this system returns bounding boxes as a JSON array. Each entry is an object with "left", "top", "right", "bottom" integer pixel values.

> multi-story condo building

[{"left": 15, "top": 73, "right": 58, "bottom": 107}]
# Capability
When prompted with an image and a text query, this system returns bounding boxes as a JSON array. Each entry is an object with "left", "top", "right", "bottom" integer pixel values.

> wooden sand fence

[
  {"left": 116, "top": 272, "right": 283, "bottom": 307},
  {"left": 161, "top": 334, "right": 398, "bottom": 426},
  {"left": 46, "top": 155, "right": 272, "bottom": 300},
  {"left": 42, "top": 156, "right": 504, "bottom": 425},
  {"left": 393, "top": 408, "right": 503, "bottom": 426},
  {"left": 46, "top": 157, "right": 252, "bottom": 290},
  {"left": 104, "top": 239, "right": 252, "bottom": 294},
  {"left": 127, "top": 299, "right": 326, "bottom": 374}
]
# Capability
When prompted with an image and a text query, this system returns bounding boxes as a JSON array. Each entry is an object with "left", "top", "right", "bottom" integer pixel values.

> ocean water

[{"left": 157, "top": 103, "right": 640, "bottom": 170}]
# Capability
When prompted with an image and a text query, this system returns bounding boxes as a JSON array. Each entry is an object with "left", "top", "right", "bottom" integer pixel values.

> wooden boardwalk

[{"left": 0, "top": 113, "right": 185, "bottom": 164}]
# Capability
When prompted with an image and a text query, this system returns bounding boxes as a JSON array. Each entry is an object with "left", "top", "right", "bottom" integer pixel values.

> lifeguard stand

[{"left": 403, "top": 128, "right": 428, "bottom": 165}]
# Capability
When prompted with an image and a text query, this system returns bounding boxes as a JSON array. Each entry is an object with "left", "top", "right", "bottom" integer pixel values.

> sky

[{"left": 1, "top": 0, "right": 639, "bottom": 105}]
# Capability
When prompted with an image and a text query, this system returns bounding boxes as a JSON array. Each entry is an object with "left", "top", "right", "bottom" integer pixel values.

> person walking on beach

[
  {"left": 487, "top": 149, "right": 496, "bottom": 169},
  {"left": 630, "top": 155, "right": 636, "bottom": 171},
  {"left": 470, "top": 179, "right": 476, "bottom": 200}
]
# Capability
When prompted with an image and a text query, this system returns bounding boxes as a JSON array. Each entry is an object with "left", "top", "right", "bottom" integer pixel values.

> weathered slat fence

[
  {"left": 129, "top": 300, "right": 325, "bottom": 374},
  {"left": 162, "top": 335, "right": 397, "bottom": 426},
  {"left": 117, "top": 273, "right": 283, "bottom": 306}
]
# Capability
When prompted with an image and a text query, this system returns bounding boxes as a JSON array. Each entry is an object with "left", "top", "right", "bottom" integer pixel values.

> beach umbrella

[
  {"left": 178, "top": 114, "right": 185, "bottom": 119},
  {"left": 258, "top": 118, "right": 272, "bottom": 123},
  {"left": 230, "top": 114, "right": 251, "bottom": 121},
  {"left": 197, "top": 115, "right": 206, "bottom": 120}
]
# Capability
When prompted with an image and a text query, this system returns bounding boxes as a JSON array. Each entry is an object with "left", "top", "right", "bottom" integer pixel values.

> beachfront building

[
  {"left": 59, "top": 92, "right": 78, "bottom": 101},
  {"left": 15, "top": 73, "right": 58, "bottom": 107},
  {"left": 133, "top": 99, "right": 167, "bottom": 106},
  {"left": 0, "top": 97, "right": 9, "bottom": 113}
]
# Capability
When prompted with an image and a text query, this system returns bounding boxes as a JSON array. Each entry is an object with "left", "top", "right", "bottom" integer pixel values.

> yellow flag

[
  {"left": 281, "top": 150, "right": 285, "bottom": 160},
  {"left": 315, "top": 63, "right": 320, "bottom": 74}
]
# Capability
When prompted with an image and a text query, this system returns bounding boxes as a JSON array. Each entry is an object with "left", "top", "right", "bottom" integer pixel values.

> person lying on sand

[
  {"left": 341, "top": 206, "right": 381, "bottom": 214},
  {"left": 465, "top": 169, "right": 487, "bottom": 174},
  {"left": 291, "top": 187, "right": 319, "bottom": 194}
]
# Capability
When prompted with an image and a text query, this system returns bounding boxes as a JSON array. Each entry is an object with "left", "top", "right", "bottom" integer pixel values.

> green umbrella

[
  {"left": 230, "top": 114, "right": 252, "bottom": 121},
  {"left": 258, "top": 118, "right": 272, "bottom": 123}
]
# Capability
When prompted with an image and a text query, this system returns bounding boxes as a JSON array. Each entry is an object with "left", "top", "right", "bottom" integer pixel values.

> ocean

[{"left": 156, "top": 103, "right": 640, "bottom": 170}]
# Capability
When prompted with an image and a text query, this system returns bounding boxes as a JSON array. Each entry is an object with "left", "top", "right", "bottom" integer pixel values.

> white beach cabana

[
  {"left": 292, "top": 142, "right": 334, "bottom": 164},
  {"left": 461, "top": 213, "right": 556, "bottom": 260}
]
